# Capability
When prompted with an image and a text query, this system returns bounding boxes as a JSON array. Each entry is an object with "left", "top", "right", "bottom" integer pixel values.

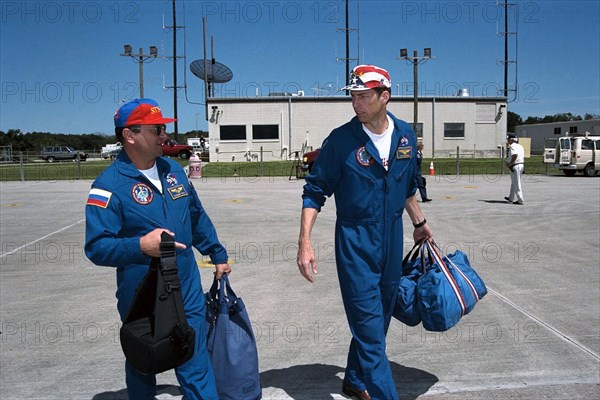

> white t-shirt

[
  {"left": 363, "top": 115, "right": 394, "bottom": 170},
  {"left": 509, "top": 142, "right": 525, "bottom": 164},
  {"left": 139, "top": 163, "right": 163, "bottom": 193}
]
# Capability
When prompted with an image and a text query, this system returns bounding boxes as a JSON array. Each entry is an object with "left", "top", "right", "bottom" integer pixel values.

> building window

[
  {"left": 220, "top": 125, "right": 246, "bottom": 141},
  {"left": 476, "top": 103, "right": 496, "bottom": 122},
  {"left": 252, "top": 124, "right": 279, "bottom": 140},
  {"left": 569, "top": 126, "right": 578, "bottom": 134},
  {"left": 444, "top": 123, "right": 465, "bottom": 138},
  {"left": 554, "top": 127, "right": 561, "bottom": 135}
]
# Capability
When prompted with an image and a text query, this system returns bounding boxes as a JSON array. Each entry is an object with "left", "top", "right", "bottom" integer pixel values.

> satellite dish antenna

[{"left": 190, "top": 59, "right": 233, "bottom": 96}]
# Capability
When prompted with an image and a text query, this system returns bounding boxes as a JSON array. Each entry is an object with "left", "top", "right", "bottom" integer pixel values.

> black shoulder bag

[{"left": 120, "top": 232, "right": 195, "bottom": 374}]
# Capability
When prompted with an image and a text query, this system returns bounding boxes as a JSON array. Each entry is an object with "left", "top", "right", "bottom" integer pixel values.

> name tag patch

[
  {"left": 167, "top": 184, "right": 188, "bottom": 200},
  {"left": 396, "top": 146, "right": 412, "bottom": 159}
]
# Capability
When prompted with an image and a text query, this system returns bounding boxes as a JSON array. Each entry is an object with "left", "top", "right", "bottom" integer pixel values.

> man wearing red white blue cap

[
  {"left": 85, "top": 98, "right": 231, "bottom": 399},
  {"left": 297, "top": 66, "right": 433, "bottom": 399}
]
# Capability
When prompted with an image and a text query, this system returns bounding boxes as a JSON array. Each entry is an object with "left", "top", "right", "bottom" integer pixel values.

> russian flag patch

[{"left": 87, "top": 188, "right": 112, "bottom": 208}]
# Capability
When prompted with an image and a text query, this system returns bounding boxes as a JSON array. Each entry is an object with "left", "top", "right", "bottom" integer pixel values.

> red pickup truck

[
  {"left": 301, "top": 148, "right": 320, "bottom": 173},
  {"left": 161, "top": 139, "right": 193, "bottom": 159}
]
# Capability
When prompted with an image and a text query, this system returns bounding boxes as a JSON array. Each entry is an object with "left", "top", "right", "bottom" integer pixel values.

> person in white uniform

[{"left": 505, "top": 133, "right": 525, "bottom": 205}]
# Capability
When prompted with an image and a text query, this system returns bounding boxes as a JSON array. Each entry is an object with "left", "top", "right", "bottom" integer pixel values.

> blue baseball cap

[{"left": 114, "top": 98, "right": 176, "bottom": 128}]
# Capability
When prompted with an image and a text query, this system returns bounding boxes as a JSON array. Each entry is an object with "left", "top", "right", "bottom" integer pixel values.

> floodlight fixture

[
  {"left": 119, "top": 44, "right": 159, "bottom": 98},
  {"left": 396, "top": 47, "right": 436, "bottom": 137}
]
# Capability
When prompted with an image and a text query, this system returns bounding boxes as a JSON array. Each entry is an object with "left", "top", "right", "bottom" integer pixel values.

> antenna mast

[
  {"left": 497, "top": 0, "right": 518, "bottom": 103},
  {"left": 163, "top": 0, "right": 185, "bottom": 140},
  {"left": 336, "top": 0, "right": 359, "bottom": 95}
]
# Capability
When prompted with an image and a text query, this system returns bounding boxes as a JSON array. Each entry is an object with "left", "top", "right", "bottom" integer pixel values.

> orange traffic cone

[{"left": 429, "top": 161, "right": 435, "bottom": 176}]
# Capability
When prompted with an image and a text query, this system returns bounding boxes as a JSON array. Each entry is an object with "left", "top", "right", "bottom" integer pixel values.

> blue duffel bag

[
  {"left": 417, "top": 239, "right": 487, "bottom": 331},
  {"left": 393, "top": 242, "right": 423, "bottom": 326},
  {"left": 205, "top": 275, "right": 262, "bottom": 400}
]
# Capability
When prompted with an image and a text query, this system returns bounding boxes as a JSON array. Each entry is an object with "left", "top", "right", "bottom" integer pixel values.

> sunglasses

[{"left": 128, "top": 124, "right": 167, "bottom": 136}]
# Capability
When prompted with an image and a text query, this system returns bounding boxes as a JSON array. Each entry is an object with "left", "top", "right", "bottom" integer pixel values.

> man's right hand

[
  {"left": 297, "top": 241, "right": 317, "bottom": 283},
  {"left": 140, "top": 228, "right": 186, "bottom": 258}
]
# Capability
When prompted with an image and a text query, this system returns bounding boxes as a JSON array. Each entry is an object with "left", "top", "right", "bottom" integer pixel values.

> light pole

[
  {"left": 120, "top": 44, "right": 158, "bottom": 98},
  {"left": 397, "top": 48, "right": 434, "bottom": 135}
]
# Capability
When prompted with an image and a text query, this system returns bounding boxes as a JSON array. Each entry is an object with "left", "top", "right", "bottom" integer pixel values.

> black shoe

[
  {"left": 423, "top": 198, "right": 432, "bottom": 202},
  {"left": 342, "top": 382, "right": 371, "bottom": 400},
  {"left": 504, "top": 197, "right": 512, "bottom": 203},
  {"left": 513, "top": 201, "right": 524, "bottom": 205}
]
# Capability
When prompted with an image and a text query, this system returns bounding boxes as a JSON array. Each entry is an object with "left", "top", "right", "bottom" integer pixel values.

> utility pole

[
  {"left": 119, "top": 45, "right": 158, "bottom": 98},
  {"left": 497, "top": 0, "right": 518, "bottom": 102},
  {"left": 397, "top": 48, "right": 434, "bottom": 134},
  {"left": 336, "top": 0, "right": 358, "bottom": 95},
  {"left": 163, "top": 0, "right": 185, "bottom": 140},
  {"left": 171, "top": 0, "right": 179, "bottom": 139}
]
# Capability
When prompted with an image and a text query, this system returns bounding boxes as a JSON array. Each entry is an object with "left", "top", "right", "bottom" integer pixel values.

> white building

[
  {"left": 516, "top": 119, "right": 600, "bottom": 154},
  {"left": 206, "top": 95, "right": 508, "bottom": 161}
]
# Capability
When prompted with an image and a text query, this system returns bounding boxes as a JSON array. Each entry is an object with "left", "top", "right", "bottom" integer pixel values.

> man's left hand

[
  {"left": 214, "top": 263, "right": 231, "bottom": 279},
  {"left": 413, "top": 223, "right": 433, "bottom": 244}
]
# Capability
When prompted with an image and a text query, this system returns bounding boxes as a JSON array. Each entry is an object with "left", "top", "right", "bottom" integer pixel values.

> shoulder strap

[
  {"left": 154, "top": 232, "right": 191, "bottom": 340},
  {"left": 159, "top": 231, "right": 177, "bottom": 270}
]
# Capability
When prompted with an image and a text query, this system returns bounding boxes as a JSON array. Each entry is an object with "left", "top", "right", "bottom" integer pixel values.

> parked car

[
  {"left": 40, "top": 146, "right": 87, "bottom": 162},
  {"left": 301, "top": 148, "right": 321, "bottom": 173},
  {"left": 161, "top": 139, "right": 193, "bottom": 159}
]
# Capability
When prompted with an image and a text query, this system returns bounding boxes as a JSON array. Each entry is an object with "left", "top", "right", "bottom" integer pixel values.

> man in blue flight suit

[
  {"left": 85, "top": 98, "right": 231, "bottom": 399},
  {"left": 416, "top": 142, "right": 432, "bottom": 202},
  {"left": 297, "top": 65, "right": 433, "bottom": 400}
]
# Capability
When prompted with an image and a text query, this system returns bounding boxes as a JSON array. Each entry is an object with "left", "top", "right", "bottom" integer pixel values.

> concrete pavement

[{"left": 1, "top": 173, "right": 598, "bottom": 399}]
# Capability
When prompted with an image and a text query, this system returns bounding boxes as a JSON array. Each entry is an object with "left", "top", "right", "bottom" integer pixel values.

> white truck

[
  {"left": 101, "top": 142, "right": 122, "bottom": 160},
  {"left": 544, "top": 132, "right": 599, "bottom": 176},
  {"left": 187, "top": 137, "right": 208, "bottom": 153}
]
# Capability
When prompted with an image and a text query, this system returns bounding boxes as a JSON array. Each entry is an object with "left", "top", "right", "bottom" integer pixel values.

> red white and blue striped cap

[{"left": 342, "top": 65, "right": 391, "bottom": 91}]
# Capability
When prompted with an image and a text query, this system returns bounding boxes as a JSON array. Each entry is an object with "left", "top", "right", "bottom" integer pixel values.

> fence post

[
  {"left": 456, "top": 146, "right": 460, "bottom": 176},
  {"left": 76, "top": 153, "right": 82, "bottom": 180},
  {"left": 19, "top": 152, "right": 25, "bottom": 182},
  {"left": 260, "top": 146, "right": 263, "bottom": 177}
]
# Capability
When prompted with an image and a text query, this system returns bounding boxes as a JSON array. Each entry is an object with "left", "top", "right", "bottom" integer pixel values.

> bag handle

[
  {"left": 207, "top": 274, "right": 237, "bottom": 304},
  {"left": 422, "top": 239, "right": 468, "bottom": 316},
  {"left": 403, "top": 240, "right": 424, "bottom": 267},
  {"left": 217, "top": 274, "right": 238, "bottom": 304},
  {"left": 429, "top": 239, "right": 481, "bottom": 302}
]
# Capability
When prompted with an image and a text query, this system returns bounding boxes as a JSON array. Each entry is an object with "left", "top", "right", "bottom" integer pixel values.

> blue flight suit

[
  {"left": 85, "top": 151, "right": 227, "bottom": 400},
  {"left": 302, "top": 113, "right": 418, "bottom": 400}
]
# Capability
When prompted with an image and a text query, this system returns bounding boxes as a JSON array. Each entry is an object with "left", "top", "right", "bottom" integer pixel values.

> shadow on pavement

[
  {"left": 260, "top": 362, "right": 437, "bottom": 400},
  {"left": 92, "top": 384, "right": 181, "bottom": 399},
  {"left": 479, "top": 199, "right": 511, "bottom": 204}
]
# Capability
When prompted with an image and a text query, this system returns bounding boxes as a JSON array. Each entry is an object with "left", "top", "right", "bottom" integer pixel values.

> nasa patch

[{"left": 166, "top": 173, "right": 179, "bottom": 187}]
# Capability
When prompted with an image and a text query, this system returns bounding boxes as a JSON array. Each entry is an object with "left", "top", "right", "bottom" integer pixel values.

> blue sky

[{"left": 1, "top": 0, "right": 599, "bottom": 135}]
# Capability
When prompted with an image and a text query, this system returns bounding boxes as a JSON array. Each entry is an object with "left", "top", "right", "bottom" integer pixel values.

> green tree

[{"left": 507, "top": 111, "right": 523, "bottom": 132}]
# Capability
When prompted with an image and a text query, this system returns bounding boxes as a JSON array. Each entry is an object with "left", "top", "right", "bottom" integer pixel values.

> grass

[{"left": 0, "top": 156, "right": 563, "bottom": 182}]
